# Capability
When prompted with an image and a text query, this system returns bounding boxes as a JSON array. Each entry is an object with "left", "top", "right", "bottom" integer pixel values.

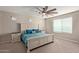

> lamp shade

[{"left": 11, "top": 16, "right": 16, "bottom": 21}]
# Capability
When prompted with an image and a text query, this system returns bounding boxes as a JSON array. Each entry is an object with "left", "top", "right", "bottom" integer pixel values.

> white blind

[
  {"left": 53, "top": 20, "right": 62, "bottom": 32},
  {"left": 53, "top": 17, "right": 72, "bottom": 33}
]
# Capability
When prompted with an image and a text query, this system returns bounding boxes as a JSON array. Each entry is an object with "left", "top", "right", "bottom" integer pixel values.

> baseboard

[{"left": 55, "top": 36, "right": 79, "bottom": 44}]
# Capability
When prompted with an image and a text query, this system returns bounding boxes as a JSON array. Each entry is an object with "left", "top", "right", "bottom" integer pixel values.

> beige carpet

[
  {"left": 0, "top": 42, "right": 27, "bottom": 53},
  {"left": 31, "top": 38, "right": 79, "bottom": 53},
  {"left": 0, "top": 38, "right": 79, "bottom": 53}
]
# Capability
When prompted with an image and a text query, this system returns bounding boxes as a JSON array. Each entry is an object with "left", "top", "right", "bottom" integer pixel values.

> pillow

[
  {"left": 26, "top": 30, "right": 32, "bottom": 34},
  {"left": 23, "top": 29, "right": 41, "bottom": 34},
  {"left": 32, "top": 29, "right": 35, "bottom": 33},
  {"left": 32, "top": 29, "right": 41, "bottom": 33},
  {"left": 36, "top": 29, "right": 40, "bottom": 33}
]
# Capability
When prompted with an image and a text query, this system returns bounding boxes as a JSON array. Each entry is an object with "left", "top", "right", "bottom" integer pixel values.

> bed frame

[{"left": 27, "top": 34, "right": 54, "bottom": 52}]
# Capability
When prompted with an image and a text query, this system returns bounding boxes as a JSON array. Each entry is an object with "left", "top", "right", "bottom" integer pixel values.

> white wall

[
  {"left": 0, "top": 11, "right": 45, "bottom": 35},
  {"left": 0, "top": 14, "right": 2, "bottom": 34},
  {"left": 45, "top": 10, "right": 79, "bottom": 42},
  {"left": 45, "top": 19, "right": 53, "bottom": 34},
  {"left": 0, "top": 11, "right": 21, "bottom": 35}
]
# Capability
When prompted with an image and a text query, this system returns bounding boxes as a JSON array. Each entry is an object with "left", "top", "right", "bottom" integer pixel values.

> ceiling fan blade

[
  {"left": 35, "top": 7, "right": 42, "bottom": 12},
  {"left": 44, "top": 6, "right": 48, "bottom": 11},
  {"left": 42, "top": 6, "right": 48, "bottom": 12},
  {"left": 47, "top": 12, "right": 58, "bottom": 14},
  {"left": 47, "top": 8, "right": 56, "bottom": 13}
]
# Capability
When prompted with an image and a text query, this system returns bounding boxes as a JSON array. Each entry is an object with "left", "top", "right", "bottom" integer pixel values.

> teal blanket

[{"left": 21, "top": 32, "right": 45, "bottom": 46}]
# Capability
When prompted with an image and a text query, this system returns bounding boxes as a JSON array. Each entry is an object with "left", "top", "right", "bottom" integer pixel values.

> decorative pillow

[
  {"left": 32, "top": 29, "right": 41, "bottom": 33},
  {"left": 26, "top": 30, "right": 32, "bottom": 34},
  {"left": 23, "top": 29, "right": 41, "bottom": 34},
  {"left": 32, "top": 30, "right": 36, "bottom": 34}
]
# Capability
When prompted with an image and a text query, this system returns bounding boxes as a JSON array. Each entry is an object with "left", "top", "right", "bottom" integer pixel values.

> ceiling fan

[{"left": 35, "top": 6, "right": 58, "bottom": 17}]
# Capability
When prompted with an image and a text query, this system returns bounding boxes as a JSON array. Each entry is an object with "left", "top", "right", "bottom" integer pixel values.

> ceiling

[{"left": 0, "top": 6, "right": 79, "bottom": 18}]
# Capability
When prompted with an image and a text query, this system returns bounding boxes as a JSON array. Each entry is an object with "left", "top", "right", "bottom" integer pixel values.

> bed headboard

[
  {"left": 20, "top": 23, "right": 39, "bottom": 32},
  {"left": 20, "top": 23, "right": 45, "bottom": 33}
]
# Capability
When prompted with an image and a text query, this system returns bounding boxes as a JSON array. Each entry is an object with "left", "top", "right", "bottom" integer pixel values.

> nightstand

[{"left": 11, "top": 32, "right": 21, "bottom": 42}]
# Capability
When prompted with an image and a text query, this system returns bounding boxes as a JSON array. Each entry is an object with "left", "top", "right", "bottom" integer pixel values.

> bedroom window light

[
  {"left": 53, "top": 17, "right": 72, "bottom": 33},
  {"left": 53, "top": 19, "right": 62, "bottom": 32}
]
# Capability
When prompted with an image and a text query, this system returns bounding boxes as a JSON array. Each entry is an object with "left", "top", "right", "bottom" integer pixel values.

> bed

[{"left": 21, "top": 29, "right": 54, "bottom": 52}]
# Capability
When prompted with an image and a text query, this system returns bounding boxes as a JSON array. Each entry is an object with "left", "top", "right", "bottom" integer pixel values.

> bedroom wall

[
  {"left": 0, "top": 11, "right": 45, "bottom": 35},
  {"left": 20, "top": 19, "right": 45, "bottom": 31},
  {"left": 16, "top": 13, "right": 45, "bottom": 31},
  {"left": 45, "top": 10, "right": 79, "bottom": 43},
  {"left": 0, "top": 14, "right": 2, "bottom": 35},
  {"left": 0, "top": 11, "right": 20, "bottom": 35},
  {"left": 31, "top": 19, "right": 45, "bottom": 30}
]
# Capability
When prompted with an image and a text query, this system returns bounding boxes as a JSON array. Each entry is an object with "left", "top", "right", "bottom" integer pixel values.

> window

[
  {"left": 53, "top": 17, "right": 72, "bottom": 33},
  {"left": 53, "top": 20, "right": 62, "bottom": 32}
]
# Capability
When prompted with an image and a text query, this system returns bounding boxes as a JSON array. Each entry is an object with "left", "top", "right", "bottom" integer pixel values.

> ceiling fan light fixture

[
  {"left": 43, "top": 13, "right": 46, "bottom": 15},
  {"left": 36, "top": 6, "right": 57, "bottom": 18}
]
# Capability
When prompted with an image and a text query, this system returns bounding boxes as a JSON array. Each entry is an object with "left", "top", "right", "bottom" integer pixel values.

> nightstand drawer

[{"left": 11, "top": 33, "right": 21, "bottom": 42}]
